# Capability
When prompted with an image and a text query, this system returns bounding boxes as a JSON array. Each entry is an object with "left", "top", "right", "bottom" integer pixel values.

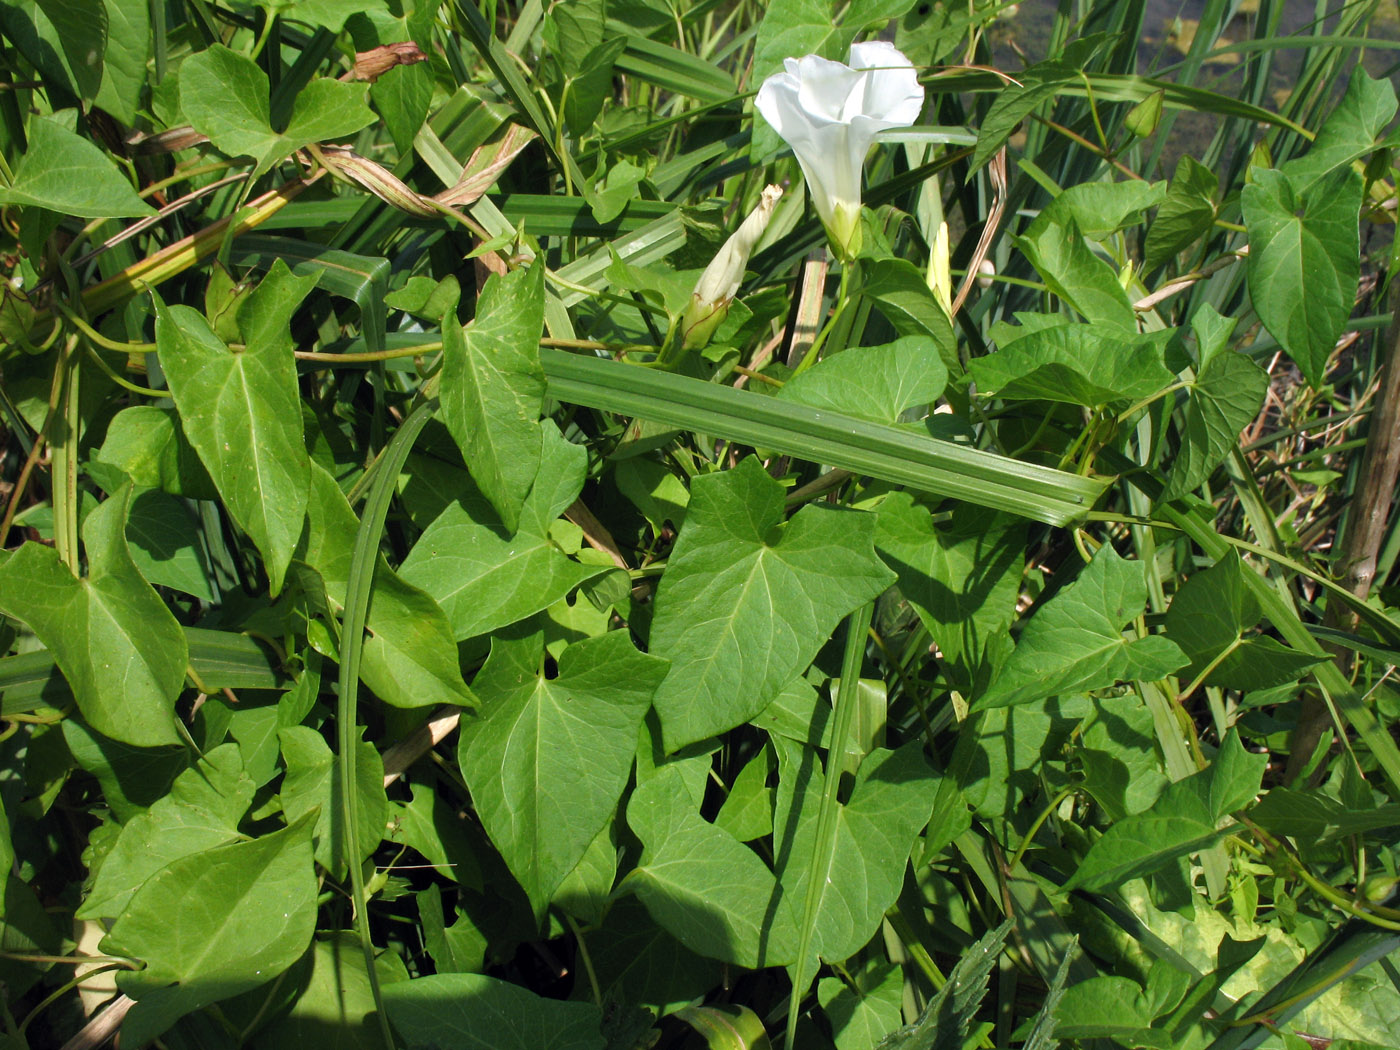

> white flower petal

[
  {"left": 755, "top": 72, "right": 809, "bottom": 145},
  {"left": 848, "top": 40, "right": 913, "bottom": 73},
  {"left": 847, "top": 42, "right": 923, "bottom": 126},
  {"left": 756, "top": 41, "right": 924, "bottom": 259},
  {"left": 794, "top": 53, "right": 867, "bottom": 124}
]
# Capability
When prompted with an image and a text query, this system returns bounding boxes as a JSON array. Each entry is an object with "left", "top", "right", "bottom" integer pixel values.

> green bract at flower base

[{"left": 755, "top": 41, "right": 925, "bottom": 262}]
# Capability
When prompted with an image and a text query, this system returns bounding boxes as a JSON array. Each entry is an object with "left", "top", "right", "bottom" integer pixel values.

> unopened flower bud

[
  {"left": 976, "top": 258, "right": 996, "bottom": 289},
  {"left": 927, "top": 220, "right": 952, "bottom": 314},
  {"left": 681, "top": 184, "right": 783, "bottom": 351}
]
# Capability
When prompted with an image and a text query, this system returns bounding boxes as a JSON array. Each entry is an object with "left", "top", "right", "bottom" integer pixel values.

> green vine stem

[{"left": 1006, "top": 785, "right": 1076, "bottom": 873}]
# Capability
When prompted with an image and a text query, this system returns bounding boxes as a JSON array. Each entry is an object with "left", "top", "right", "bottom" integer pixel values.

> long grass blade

[
  {"left": 614, "top": 33, "right": 738, "bottom": 102},
  {"left": 784, "top": 602, "right": 873, "bottom": 1050},
  {"left": 337, "top": 398, "right": 438, "bottom": 1050},
  {"left": 541, "top": 350, "right": 1107, "bottom": 525}
]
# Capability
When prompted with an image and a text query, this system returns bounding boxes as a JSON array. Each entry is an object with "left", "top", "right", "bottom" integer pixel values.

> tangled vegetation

[{"left": 2, "top": 1, "right": 1400, "bottom": 1048}]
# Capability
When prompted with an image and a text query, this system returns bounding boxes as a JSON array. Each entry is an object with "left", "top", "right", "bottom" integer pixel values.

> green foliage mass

[{"left": 2, "top": 2, "right": 1400, "bottom": 1050}]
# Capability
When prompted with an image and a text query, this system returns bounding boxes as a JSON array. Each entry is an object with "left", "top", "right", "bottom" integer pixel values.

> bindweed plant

[{"left": 2, "top": 1, "right": 1400, "bottom": 1049}]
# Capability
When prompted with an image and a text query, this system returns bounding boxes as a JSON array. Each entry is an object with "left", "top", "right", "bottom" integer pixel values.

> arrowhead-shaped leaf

[
  {"left": 1034, "top": 179, "right": 1166, "bottom": 242},
  {"left": 60, "top": 721, "right": 187, "bottom": 822},
  {"left": 1160, "top": 305, "right": 1269, "bottom": 500},
  {"left": 0, "top": 486, "right": 184, "bottom": 747},
  {"left": 278, "top": 726, "right": 387, "bottom": 873},
  {"left": 1014, "top": 215, "right": 1136, "bottom": 329},
  {"left": 1242, "top": 166, "right": 1360, "bottom": 387},
  {"left": 0, "top": 1, "right": 92, "bottom": 104},
  {"left": 774, "top": 740, "right": 937, "bottom": 966},
  {"left": 819, "top": 963, "right": 904, "bottom": 1050},
  {"left": 1165, "top": 550, "right": 1323, "bottom": 691},
  {"left": 777, "top": 337, "right": 947, "bottom": 424},
  {"left": 124, "top": 488, "right": 216, "bottom": 601},
  {"left": 1207, "top": 731, "right": 1269, "bottom": 818},
  {"left": 970, "top": 325, "right": 1174, "bottom": 408},
  {"left": 1165, "top": 549, "right": 1259, "bottom": 662},
  {"left": 372, "top": 61, "right": 434, "bottom": 154},
  {"left": 973, "top": 545, "right": 1187, "bottom": 710},
  {"left": 181, "top": 45, "right": 374, "bottom": 179},
  {"left": 400, "top": 423, "right": 606, "bottom": 640},
  {"left": 1064, "top": 734, "right": 1262, "bottom": 893},
  {"left": 155, "top": 265, "right": 314, "bottom": 594},
  {"left": 714, "top": 748, "right": 775, "bottom": 843},
  {"left": 1144, "top": 155, "right": 1218, "bottom": 273},
  {"left": 387, "top": 784, "right": 484, "bottom": 887},
  {"left": 92, "top": 405, "right": 216, "bottom": 500},
  {"left": 37, "top": 0, "right": 105, "bottom": 96},
  {"left": 78, "top": 744, "right": 253, "bottom": 919},
  {"left": 1282, "top": 69, "right": 1398, "bottom": 194},
  {"left": 649, "top": 457, "right": 895, "bottom": 751},
  {"left": 440, "top": 264, "right": 547, "bottom": 533},
  {"left": 104, "top": 816, "right": 318, "bottom": 1045},
  {"left": 460, "top": 629, "right": 666, "bottom": 923},
  {"left": 298, "top": 464, "right": 473, "bottom": 709},
  {"left": 874, "top": 494, "right": 1022, "bottom": 692},
  {"left": 0, "top": 114, "right": 152, "bottom": 217},
  {"left": 94, "top": 0, "right": 148, "bottom": 123},
  {"left": 625, "top": 764, "right": 798, "bottom": 968},
  {"left": 860, "top": 259, "right": 959, "bottom": 374}
]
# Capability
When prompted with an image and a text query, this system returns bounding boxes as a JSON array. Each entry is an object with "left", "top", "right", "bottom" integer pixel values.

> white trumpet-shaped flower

[{"left": 755, "top": 41, "right": 924, "bottom": 260}]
